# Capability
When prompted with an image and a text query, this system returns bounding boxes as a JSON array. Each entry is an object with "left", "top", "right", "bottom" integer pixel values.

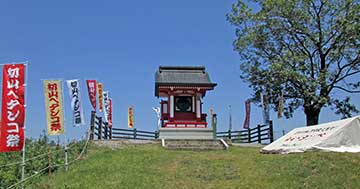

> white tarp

[{"left": 261, "top": 116, "right": 360, "bottom": 154}]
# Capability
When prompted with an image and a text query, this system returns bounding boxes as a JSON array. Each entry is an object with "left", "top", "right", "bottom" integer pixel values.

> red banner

[
  {"left": 86, "top": 80, "right": 97, "bottom": 111},
  {"left": 243, "top": 99, "right": 251, "bottom": 129},
  {"left": 108, "top": 98, "right": 113, "bottom": 128},
  {"left": 0, "top": 64, "right": 25, "bottom": 152}
]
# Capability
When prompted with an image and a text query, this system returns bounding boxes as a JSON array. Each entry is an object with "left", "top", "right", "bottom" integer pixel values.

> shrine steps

[{"left": 162, "top": 139, "right": 230, "bottom": 150}]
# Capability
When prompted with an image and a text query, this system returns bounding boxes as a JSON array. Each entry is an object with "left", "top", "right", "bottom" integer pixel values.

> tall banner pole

[
  {"left": 62, "top": 79, "right": 69, "bottom": 172},
  {"left": 21, "top": 62, "right": 29, "bottom": 189},
  {"left": 228, "top": 105, "right": 232, "bottom": 131}
]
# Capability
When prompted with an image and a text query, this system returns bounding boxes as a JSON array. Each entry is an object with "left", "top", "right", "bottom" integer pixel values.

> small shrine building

[{"left": 155, "top": 66, "right": 217, "bottom": 139}]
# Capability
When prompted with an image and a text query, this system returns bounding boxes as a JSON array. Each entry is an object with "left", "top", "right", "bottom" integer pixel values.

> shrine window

[{"left": 175, "top": 96, "right": 192, "bottom": 112}]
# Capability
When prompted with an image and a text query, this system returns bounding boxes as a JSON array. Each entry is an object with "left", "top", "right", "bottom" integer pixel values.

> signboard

[
  {"left": 0, "top": 64, "right": 25, "bottom": 152},
  {"left": 43, "top": 80, "right": 65, "bottom": 135},
  {"left": 262, "top": 116, "right": 360, "bottom": 154}
]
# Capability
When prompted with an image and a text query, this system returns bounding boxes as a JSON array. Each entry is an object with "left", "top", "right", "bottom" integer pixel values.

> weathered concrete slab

[
  {"left": 94, "top": 140, "right": 160, "bottom": 149},
  {"left": 232, "top": 143, "right": 265, "bottom": 148}
]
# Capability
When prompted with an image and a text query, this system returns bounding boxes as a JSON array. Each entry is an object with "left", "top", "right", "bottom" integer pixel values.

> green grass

[{"left": 31, "top": 144, "right": 360, "bottom": 189}]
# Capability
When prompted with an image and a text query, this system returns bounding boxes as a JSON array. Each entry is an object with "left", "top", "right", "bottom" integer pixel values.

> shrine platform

[
  {"left": 159, "top": 127, "right": 213, "bottom": 139},
  {"left": 162, "top": 139, "right": 229, "bottom": 150}
]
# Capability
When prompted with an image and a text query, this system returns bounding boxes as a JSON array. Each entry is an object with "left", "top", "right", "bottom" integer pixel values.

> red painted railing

[{"left": 164, "top": 122, "right": 207, "bottom": 128}]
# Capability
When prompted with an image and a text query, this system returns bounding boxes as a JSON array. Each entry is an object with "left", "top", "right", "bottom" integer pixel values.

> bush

[{"left": 0, "top": 131, "right": 87, "bottom": 188}]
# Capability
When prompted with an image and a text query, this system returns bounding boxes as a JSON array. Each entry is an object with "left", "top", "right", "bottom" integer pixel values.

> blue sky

[{"left": 0, "top": 1, "right": 359, "bottom": 141}]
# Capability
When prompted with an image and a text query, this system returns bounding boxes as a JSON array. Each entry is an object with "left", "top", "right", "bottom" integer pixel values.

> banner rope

[
  {"left": 0, "top": 141, "right": 79, "bottom": 168},
  {"left": 75, "top": 130, "right": 91, "bottom": 161},
  {"left": 0, "top": 148, "right": 63, "bottom": 168},
  {"left": 4, "top": 129, "right": 92, "bottom": 188},
  {"left": 7, "top": 165, "right": 50, "bottom": 189}
]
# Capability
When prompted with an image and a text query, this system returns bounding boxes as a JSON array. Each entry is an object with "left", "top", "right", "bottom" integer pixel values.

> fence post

[
  {"left": 89, "top": 111, "right": 96, "bottom": 141},
  {"left": 98, "top": 117, "right": 102, "bottom": 140},
  {"left": 48, "top": 148, "right": 52, "bottom": 176},
  {"left": 134, "top": 128, "right": 137, "bottom": 139},
  {"left": 109, "top": 127, "right": 112, "bottom": 140},
  {"left": 155, "top": 131, "right": 159, "bottom": 139},
  {"left": 104, "top": 123, "right": 108, "bottom": 140},
  {"left": 257, "top": 125, "right": 261, "bottom": 144},
  {"left": 228, "top": 129, "right": 232, "bottom": 140},
  {"left": 269, "top": 120, "right": 274, "bottom": 143},
  {"left": 248, "top": 128, "right": 251, "bottom": 143}
]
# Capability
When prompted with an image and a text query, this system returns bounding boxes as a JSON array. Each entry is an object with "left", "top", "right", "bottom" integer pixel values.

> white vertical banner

[
  {"left": 66, "top": 79, "right": 85, "bottom": 127},
  {"left": 103, "top": 91, "right": 110, "bottom": 122}
]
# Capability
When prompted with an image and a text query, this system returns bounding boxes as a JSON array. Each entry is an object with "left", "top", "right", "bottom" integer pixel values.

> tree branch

[
  {"left": 334, "top": 70, "right": 360, "bottom": 84},
  {"left": 333, "top": 86, "right": 360, "bottom": 93}
]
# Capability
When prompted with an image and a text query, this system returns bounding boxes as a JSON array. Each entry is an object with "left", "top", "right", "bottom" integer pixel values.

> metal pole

[
  {"left": 21, "top": 62, "right": 29, "bottom": 189},
  {"left": 64, "top": 135, "right": 69, "bottom": 171},
  {"left": 228, "top": 105, "right": 232, "bottom": 131},
  {"left": 21, "top": 141, "right": 26, "bottom": 189},
  {"left": 213, "top": 114, "right": 217, "bottom": 139}
]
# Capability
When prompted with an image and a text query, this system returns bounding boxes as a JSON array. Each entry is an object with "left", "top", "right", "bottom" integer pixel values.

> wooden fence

[
  {"left": 89, "top": 111, "right": 273, "bottom": 143},
  {"left": 216, "top": 121, "right": 274, "bottom": 144},
  {"left": 89, "top": 111, "right": 158, "bottom": 140},
  {"left": 111, "top": 128, "right": 158, "bottom": 140}
]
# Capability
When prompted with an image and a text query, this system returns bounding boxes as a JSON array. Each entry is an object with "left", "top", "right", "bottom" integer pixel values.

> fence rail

[{"left": 216, "top": 121, "right": 274, "bottom": 144}]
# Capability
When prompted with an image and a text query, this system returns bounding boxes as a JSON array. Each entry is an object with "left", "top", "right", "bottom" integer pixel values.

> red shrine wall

[{"left": 158, "top": 87, "right": 211, "bottom": 128}]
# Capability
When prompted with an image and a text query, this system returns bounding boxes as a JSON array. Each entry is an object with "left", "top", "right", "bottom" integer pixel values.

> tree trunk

[{"left": 304, "top": 107, "right": 321, "bottom": 126}]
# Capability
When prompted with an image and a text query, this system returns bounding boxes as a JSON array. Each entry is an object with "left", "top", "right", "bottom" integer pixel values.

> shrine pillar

[
  {"left": 169, "top": 94, "right": 174, "bottom": 121},
  {"left": 196, "top": 93, "right": 201, "bottom": 120}
]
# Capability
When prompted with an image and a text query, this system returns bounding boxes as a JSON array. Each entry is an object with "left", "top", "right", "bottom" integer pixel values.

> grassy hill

[{"left": 32, "top": 144, "right": 360, "bottom": 189}]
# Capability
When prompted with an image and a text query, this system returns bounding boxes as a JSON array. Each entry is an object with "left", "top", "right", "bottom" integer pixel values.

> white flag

[
  {"left": 66, "top": 79, "right": 85, "bottom": 126},
  {"left": 103, "top": 91, "right": 110, "bottom": 122}
]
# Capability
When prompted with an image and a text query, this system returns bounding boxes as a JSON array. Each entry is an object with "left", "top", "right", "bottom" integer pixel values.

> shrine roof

[{"left": 155, "top": 66, "right": 217, "bottom": 96}]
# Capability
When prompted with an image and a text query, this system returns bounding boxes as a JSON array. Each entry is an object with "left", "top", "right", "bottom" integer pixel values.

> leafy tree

[{"left": 227, "top": 0, "right": 360, "bottom": 125}]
